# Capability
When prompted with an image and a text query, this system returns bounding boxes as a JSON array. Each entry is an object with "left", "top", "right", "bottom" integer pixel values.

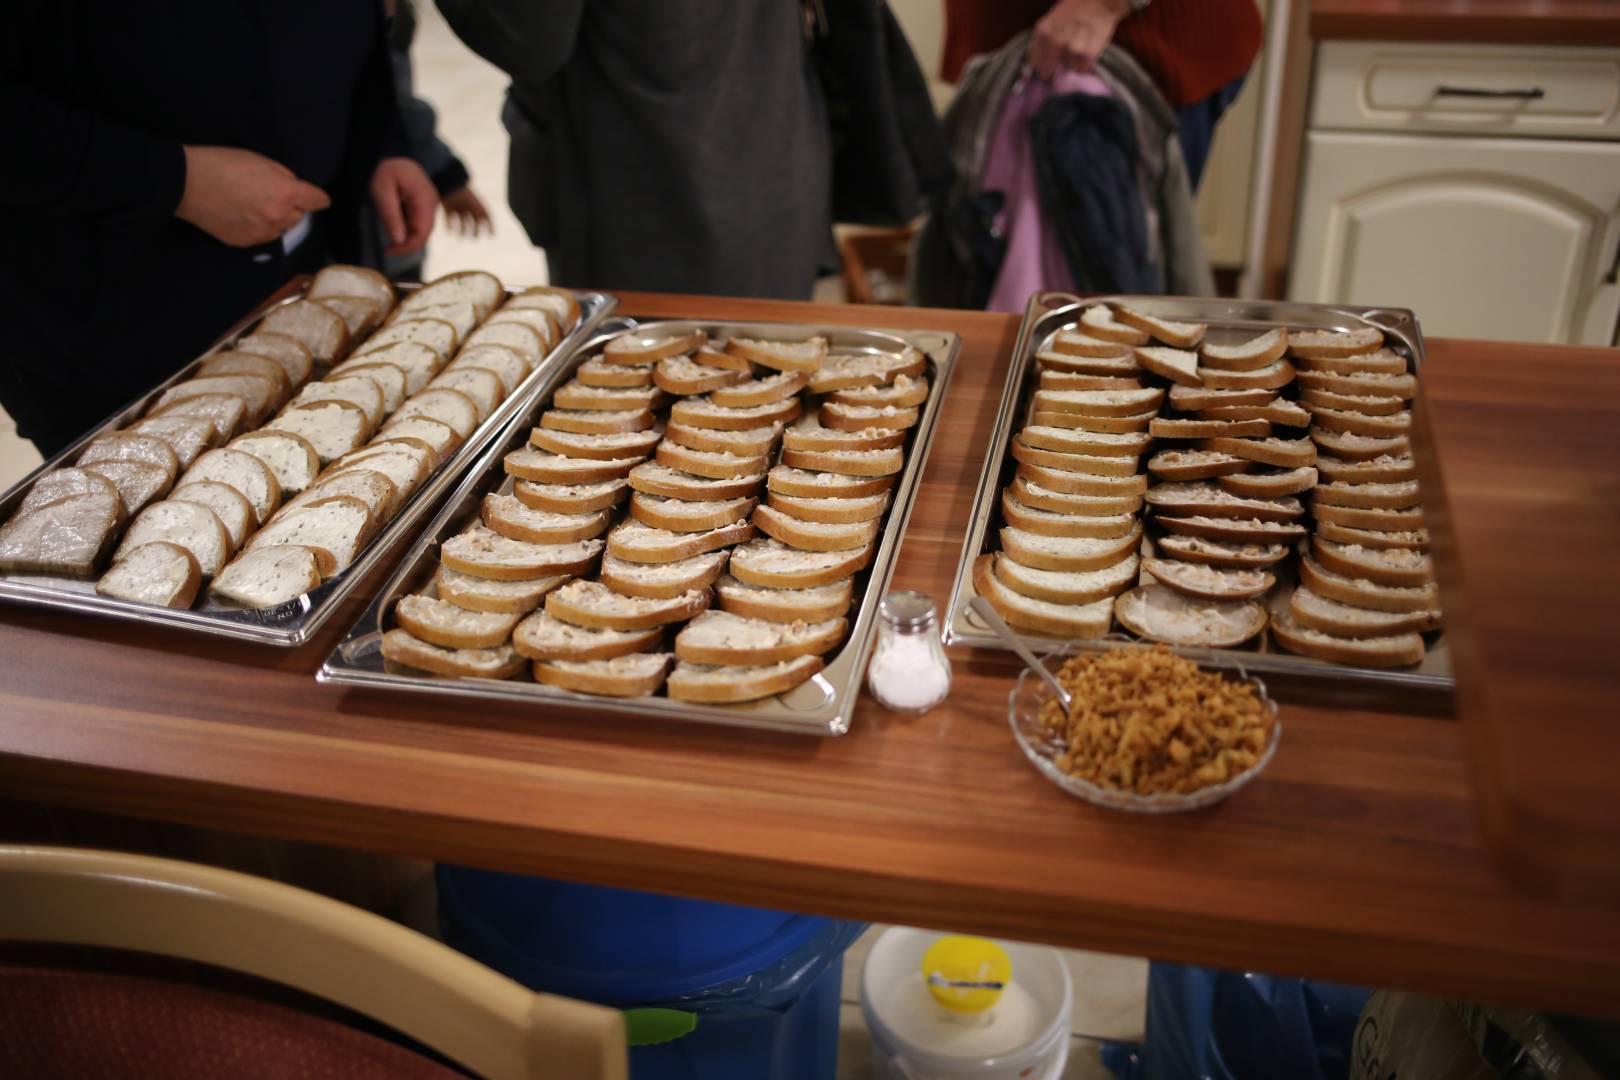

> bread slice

[
  {"left": 258, "top": 299, "right": 350, "bottom": 365},
  {"left": 1078, "top": 305, "right": 1149, "bottom": 345},
  {"left": 710, "top": 370, "right": 808, "bottom": 408},
  {"left": 666, "top": 655, "right": 824, "bottom": 703},
  {"left": 1036, "top": 370, "right": 1142, "bottom": 392},
  {"left": 433, "top": 565, "right": 565, "bottom": 614},
  {"left": 482, "top": 492, "right": 612, "bottom": 544},
  {"left": 989, "top": 551, "right": 1138, "bottom": 605},
  {"left": 1200, "top": 436, "right": 1317, "bottom": 469},
  {"left": 1154, "top": 514, "right": 1308, "bottom": 544},
  {"left": 1198, "top": 400, "right": 1311, "bottom": 428},
  {"left": 546, "top": 578, "right": 710, "bottom": 631},
  {"left": 971, "top": 553, "right": 1113, "bottom": 638},
  {"left": 346, "top": 341, "right": 442, "bottom": 394},
  {"left": 244, "top": 495, "right": 376, "bottom": 575},
  {"left": 209, "top": 545, "right": 323, "bottom": 608},
  {"left": 428, "top": 367, "right": 505, "bottom": 421},
  {"left": 1287, "top": 326, "right": 1384, "bottom": 360},
  {"left": 1271, "top": 610, "right": 1423, "bottom": 668},
  {"left": 632, "top": 462, "right": 766, "bottom": 501},
  {"left": 265, "top": 401, "right": 370, "bottom": 464},
  {"left": 313, "top": 295, "right": 383, "bottom": 340},
  {"left": 1009, "top": 439, "right": 1141, "bottom": 478},
  {"left": 654, "top": 354, "right": 752, "bottom": 396},
  {"left": 511, "top": 610, "right": 663, "bottom": 661},
  {"left": 828, "top": 373, "right": 930, "bottom": 409},
  {"left": 78, "top": 433, "right": 180, "bottom": 485},
  {"left": 448, "top": 344, "right": 528, "bottom": 392},
  {"left": 1155, "top": 535, "right": 1288, "bottom": 568},
  {"left": 123, "top": 416, "right": 218, "bottom": 469},
  {"left": 806, "top": 347, "right": 927, "bottom": 392},
  {"left": 197, "top": 352, "right": 293, "bottom": 407},
  {"left": 1313, "top": 479, "right": 1421, "bottom": 510},
  {"left": 1001, "top": 493, "right": 1136, "bottom": 539},
  {"left": 1315, "top": 520, "right": 1430, "bottom": 551},
  {"left": 1293, "top": 347, "right": 1409, "bottom": 376},
  {"left": 325, "top": 443, "right": 435, "bottom": 502},
  {"left": 1294, "top": 369, "right": 1416, "bottom": 400},
  {"left": 17, "top": 468, "right": 124, "bottom": 521},
  {"left": 116, "top": 499, "right": 232, "bottom": 577},
  {"left": 278, "top": 468, "right": 398, "bottom": 523},
  {"left": 1134, "top": 346, "right": 1202, "bottom": 386},
  {"left": 1199, "top": 328, "right": 1286, "bottom": 372},
  {"left": 532, "top": 652, "right": 673, "bottom": 697},
  {"left": 1216, "top": 467, "right": 1318, "bottom": 498},
  {"left": 1166, "top": 384, "right": 1276, "bottom": 411},
  {"left": 1145, "top": 449, "right": 1249, "bottom": 482},
  {"left": 728, "top": 537, "right": 873, "bottom": 588},
  {"left": 665, "top": 421, "right": 783, "bottom": 457},
  {"left": 578, "top": 356, "right": 655, "bottom": 388},
  {"left": 781, "top": 422, "right": 903, "bottom": 453},
  {"left": 79, "top": 460, "right": 172, "bottom": 518},
  {"left": 221, "top": 432, "right": 315, "bottom": 500},
  {"left": 671, "top": 396, "right": 801, "bottom": 431},
  {"left": 148, "top": 393, "right": 249, "bottom": 442},
  {"left": 541, "top": 408, "right": 654, "bottom": 436},
  {"left": 552, "top": 381, "right": 668, "bottom": 413},
  {"left": 1306, "top": 404, "right": 1412, "bottom": 438},
  {"left": 182, "top": 447, "right": 282, "bottom": 524},
  {"left": 1309, "top": 428, "right": 1410, "bottom": 462},
  {"left": 237, "top": 332, "right": 316, "bottom": 389},
  {"left": 398, "top": 270, "right": 504, "bottom": 321},
  {"left": 96, "top": 541, "right": 200, "bottom": 608},
  {"left": 1007, "top": 475, "right": 1141, "bottom": 517},
  {"left": 1197, "top": 360, "right": 1295, "bottom": 391},
  {"left": 674, "top": 609, "right": 845, "bottom": 665},
  {"left": 441, "top": 526, "right": 603, "bottom": 581},
  {"left": 154, "top": 374, "right": 278, "bottom": 427},
  {"left": 765, "top": 490, "right": 887, "bottom": 524},
  {"left": 714, "top": 574, "right": 853, "bottom": 623},
  {"left": 723, "top": 336, "right": 828, "bottom": 373},
  {"left": 602, "top": 329, "right": 707, "bottom": 365},
  {"left": 381, "top": 628, "right": 526, "bottom": 678},
  {"left": 0, "top": 492, "right": 122, "bottom": 577},
  {"left": 1311, "top": 538, "right": 1431, "bottom": 588},
  {"left": 1299, "top": 387, "right": 1406, "bottom": 417},
  {"left": 1045, "top": 330, "right": 1134, "bottom": 359},
  {"left": 766, "top": 465, "right": 893, "bottom": 500},
  {"left": 169, "top": 479, "right": 254, "bottom": 551},
  {"left": 1014, "top": 463, "right": 1148, "bottom": 497},
  {"left": 779, "top": 446, "right": 904, "bottom": 478},
  {"left": 1289, "top": 585, "right": 1440, "bottom": 637},
  {"left": 999, "top": 525, "right": 1140, "bottom": 572},
  {"left": 396, "top": 593, "right": 523, "bottom": 649},
  {"left": 1149, "top": 417, "right": 1272, "bottom": 439},
  {"left": 1031, "top": 387, "right": 1164, "bottom": 417},
  {"left": 599, "top": 550, "right": 728, "bottom": 599},
  {"left": 505, "top": 447, "right": 644, "bottom": 484},
  {"left": 1115, "top": 584, "right": 1267, "bottom": 647},
  {"left": 530, "top": 427, "right": 662, "bottom": 462},
  {"left": 505, "top": 285, "right": 579, "bottom": 331},
  {"left": 1033, "top": 351, "right": 1143, "bottom": 377},
  {"left": 1298, "top": 556, "right": 1439, "bottom": 614},
  {"left": 752, "top": 503, "right": 880, "bottom": 552},
  {"left": 655, "top": 441, "right": 769, "bottom": 481},
  {"left": 374, "top": 415, "right": 462, "bottom": 459},
  {"left": 308, "top": 264, "right": 395, "bottom": 313},
  {"left": 1114, "top": 307, "right": 1205, "bottom": 348},
  {"left": 1146, "top": 482, "right": 1302, "bottom": 523},
  {"left": 1142, "top": 556, "right": 1273, "bottom": 602},
  {"left": 631, "top": 492, "right": 757, "bottom": 533},
  {"left": 606, "top": 517, "right": 754, "bottom": 564},
  {"left": 1316, "top": 454, "right": 1417, "bottom": 484},
  {"left": 482, "top": 309, "right": 557, "bottom": 352},
  {"left": 819, "top": 401, "right": 918, "bottom": 433},
  {"left": 513, "top": 478, "right": 629, "bottom": 515},
  {"left": 289, "top": 374, "right": 385, "bottom": 431}
]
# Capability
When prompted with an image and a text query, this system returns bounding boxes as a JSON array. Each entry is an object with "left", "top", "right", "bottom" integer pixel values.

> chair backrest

[{"left": 0, "top": 845, "right": 627, "bottom": 1080}]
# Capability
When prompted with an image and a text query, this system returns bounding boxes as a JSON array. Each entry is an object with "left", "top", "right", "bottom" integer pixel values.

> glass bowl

[{"left": 1007, "top": 639, "right": 1281, "bottom": 814}]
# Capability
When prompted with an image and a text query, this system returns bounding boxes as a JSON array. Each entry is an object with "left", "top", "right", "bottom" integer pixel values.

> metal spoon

[{"left": 969, "top": 597, "right": 1072, "bottom": 712}]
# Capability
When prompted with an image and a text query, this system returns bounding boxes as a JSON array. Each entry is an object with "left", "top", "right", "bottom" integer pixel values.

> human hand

[
  {"left": 371, "top": 156, "right": 439, "bottom": 255},
  {"left": 1030, "top": 0, "right": 1131, "bottom": 79},
  {"left": 175, "top": 146, "right": 330, "bottom": 247},
  {"left": 442, "top": 186, "right": 493, "bottom": 237}
]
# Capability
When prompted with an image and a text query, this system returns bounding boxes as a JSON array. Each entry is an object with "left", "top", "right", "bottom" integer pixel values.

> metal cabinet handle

[{"left": 1434, "top": 85, "right": 1546, "bottom": 100}]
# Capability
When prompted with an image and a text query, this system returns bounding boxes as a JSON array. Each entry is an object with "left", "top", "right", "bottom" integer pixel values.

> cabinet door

[{"left": 1289, "top": 132, "right": 1620, "bottom": 345}]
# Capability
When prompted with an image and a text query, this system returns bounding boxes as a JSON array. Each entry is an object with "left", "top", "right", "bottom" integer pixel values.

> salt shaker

[{"left": 867, "top": 591, "right": 952, "bottom": 714}]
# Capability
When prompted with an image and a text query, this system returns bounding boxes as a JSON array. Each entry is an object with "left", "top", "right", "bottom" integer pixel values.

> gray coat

[{"left": 438, "top": 0, "right": 833, "bottom": 300}]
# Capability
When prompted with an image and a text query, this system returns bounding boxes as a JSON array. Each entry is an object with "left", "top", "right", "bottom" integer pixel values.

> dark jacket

[
  {"left": 439, "top": 0, "right": 834, "bottom": 300},
  {"left": 0, "top": 1, "right": 404, "bottom": 456}
]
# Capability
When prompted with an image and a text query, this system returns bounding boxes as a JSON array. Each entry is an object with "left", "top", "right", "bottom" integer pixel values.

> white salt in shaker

[{"left": 867, "top": 591, "right": 951, "bottom": 714}]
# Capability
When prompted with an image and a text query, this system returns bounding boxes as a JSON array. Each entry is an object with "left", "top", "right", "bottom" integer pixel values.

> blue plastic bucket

[{"left": 436, "top": 867, "right": 860, "bottom": 1080}]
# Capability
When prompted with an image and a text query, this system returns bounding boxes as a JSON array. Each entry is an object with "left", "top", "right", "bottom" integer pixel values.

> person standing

[{"left": 1, "top": 1, "right": 440, "bottom": 457}]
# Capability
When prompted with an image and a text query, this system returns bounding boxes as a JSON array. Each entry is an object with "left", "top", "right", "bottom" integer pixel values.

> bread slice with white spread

[
  {"left": 513, "top": 478, "right": 630, "bottom": 515},
  {"left": 971, "top": 553, "right": 1113, "bottom": 637},
  {"left": 605, "top": 518, "right": 755, "bottom": 564},
  {"left": 1141, "top": 556, "right": 1274, "bottom": 602},
  {"left": 396, "top": 593, "right": 524, "bottom": 649},
  {"left": 1270, "top": 610, "right": 1423, "bottom": 668},
  {"left": 115, "top": 499, "right": 232, "bottom": 577},
  {"left": 209, "top": 545, "right": 324, "bottom": 608},
  {"left": 1114, "top": 584, "right": 1267, "bottom": 648},
  {"left": 728, "top": 537, "right": 873, "bottom": 588},
  {"left": 632, "top": 462, "right": 766, "bottom": 502},
  {"left": 989, "top": 551, "right": 1138, "bottom": 606},
  {"left": 95, "top": 540, "right": 201, "bottom": 608},
  {"left": 381, "top": 628, "right": 526, "bottom": 679},
  {"left": 244, "top": 495, "right": 375, "bottom": 575},
  {"left": 666, "top": 655, "right": 825, "bottom": 703},
  {"left": 440, "top": 526, "right": 603, "bottom": 581},
  {"left": 511, "top": 610, "right": 663, "bottom": 661},
  {"left": 999, "top": 525, "right": 1141, "bottom": 572},
  {"left": 546, "top": 579, "right": 711, "bottom": 631},
  {"left": 598, "top": 551, "right": 729, "bottom": 599},
  {"left": 482, "top": 492, "right": 613, "bottom": 544},
  {"left": 714, "top": 574, "right": 853, "bottom": 623},
  {"left": 673, "top": 609, "right": 845, "bottom": 665},
  {"left": 533, "top": 653, "right": 675, "bottom": 698}
]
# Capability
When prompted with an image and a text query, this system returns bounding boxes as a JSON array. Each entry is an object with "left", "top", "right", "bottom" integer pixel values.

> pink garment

[{"left": 982, "top": 69, "right": 1112, "bottom": 314}]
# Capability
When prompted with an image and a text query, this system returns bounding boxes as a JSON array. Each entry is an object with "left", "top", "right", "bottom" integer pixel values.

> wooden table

[{"left": 2, "top": 294, "right": 1617, "bottom": 1016}]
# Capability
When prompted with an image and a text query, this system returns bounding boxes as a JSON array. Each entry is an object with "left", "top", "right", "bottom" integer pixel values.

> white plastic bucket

[{"left": 860, "top": 927, "right": 1073, "bottom": 1080}]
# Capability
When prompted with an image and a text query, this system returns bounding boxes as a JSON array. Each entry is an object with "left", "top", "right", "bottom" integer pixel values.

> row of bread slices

[
  {"left": 0, "top": 267, "right": 578, "bottom": 609},
  {"left": 380, "top": 330, "right": 929, "bottom": 701}
]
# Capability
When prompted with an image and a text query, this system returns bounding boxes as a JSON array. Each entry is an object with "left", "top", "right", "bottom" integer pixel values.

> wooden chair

[{"left": 0, "top": 845, "right": 626, "bottom": 1080}]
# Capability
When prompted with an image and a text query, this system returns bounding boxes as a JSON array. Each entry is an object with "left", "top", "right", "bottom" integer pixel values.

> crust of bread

[
  {"left": 1271, "top": 609, "right": 1423, "bottom": 667},
  {"left": 578, "top": 357, "right": 655, "bottom": 388},
  {"left": 1015, "top": 463, "right": 1148, "bottom": 497},
  {"left": 665, "top": 655, "right": 824, "bottom": 703},
  {"left": 765, "top": 465, "right": 893, "bottom": 500},
  {"left": 546, "top": 579, "right": 711, "bottom": 631},
  {"left": 532, "top": 653, "right": 674, "bottom": 697},
  {"left": 1000, "top": 493, "right": 1136, "bottom": 538},
  {"left": 1010, "top": 440, "right": 1141, "bottom": 478},
  {"left": 1142, "top": 556, "right": 1274, "bottom": 601},
  {"left": 1197, "top": 361, "right": 1295, "bottom": 391},
  {"left": 998, "top": 525, "right": 1141, "bottom": 572},
  {"left": 633, "top": 463, "right": 767, "bottom": 501},
  {"left": 971, "top": 554, "right": 1113, "bottom": 638},
  {"left": 752, "top": 503, "right": 881, "bottom": 551},
  {"left": 598, "top": 551, "right": 729, "bottom": 599},
  {"left": 714, "top": 574, "right": 854, "bottom": 623},
  {"left": 728, "top": 538, "right": 873, "bottom": 588},
  {"left": 630, "top": 492, "right": 757, "bottom": 533},
  {"left": 381, "top": 628, "right": 525, "bottom": 678},
  {"left": 673, "top": 609, "right": 846, "bottom": 665},
  {"left": 1216, "top": 467, "right": 1318, "bottom": 498},
  {"left": 1134, "top": 346, "right": 1203, "bottom": 386},
  {"left": 513, "top": 478, "right": 629, "bottom": 515},
  {"left": 1198, "top": 329, "right": 1287, "bottom": 371},
  {"left": 1199, "top": 436, "right": 1318, "bottom": 469},
  {"left": 602, "top": 329, "right": 707, "bottom": 365},
  {"left": 1298, "top": 555, "right": 1438, "bottom": 613},
  {"left": 1145, "top": 450, "right": 1250, "bottom": 482},
  {"left": 1154, "top": 534, "right": 1288, "bottom": 568},
  {"left": 1286, "top": 327, "right": 1384, "bottom": 360},
  {"left": 1311, "top": 537, "right": 1432, "bottom": 587}
]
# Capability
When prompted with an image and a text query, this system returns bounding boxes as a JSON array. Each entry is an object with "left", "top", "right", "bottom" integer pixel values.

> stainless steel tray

[
  {"left": 944, "top": 291, "right": 1453, "bottom": 693},
  {"left": 318, "top": 316, "right": 961, "bottom": 736},
  {"left": 0, "top": 279, "right": 616, "bottom": 646}
]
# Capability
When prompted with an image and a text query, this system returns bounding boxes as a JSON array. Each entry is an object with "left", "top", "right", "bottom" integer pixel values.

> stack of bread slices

[
  {"left": 1274, "top": 328, "right": 1442, "bottom": 668},
  {"left": 380, "top": 329, "right": 932, "bottom": 703},
  {"left": 0, "top": 266, "right": 578, "bottom": 613}
]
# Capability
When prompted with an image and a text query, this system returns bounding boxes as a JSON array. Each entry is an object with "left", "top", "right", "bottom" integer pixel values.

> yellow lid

[{"left": 922, "top": 936, "right": 1011, "bottom": 1014}]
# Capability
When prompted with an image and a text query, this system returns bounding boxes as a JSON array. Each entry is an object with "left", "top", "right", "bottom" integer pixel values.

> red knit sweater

[{"left": 941, "top": 0, "right": 1265, "bottom": 107}]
